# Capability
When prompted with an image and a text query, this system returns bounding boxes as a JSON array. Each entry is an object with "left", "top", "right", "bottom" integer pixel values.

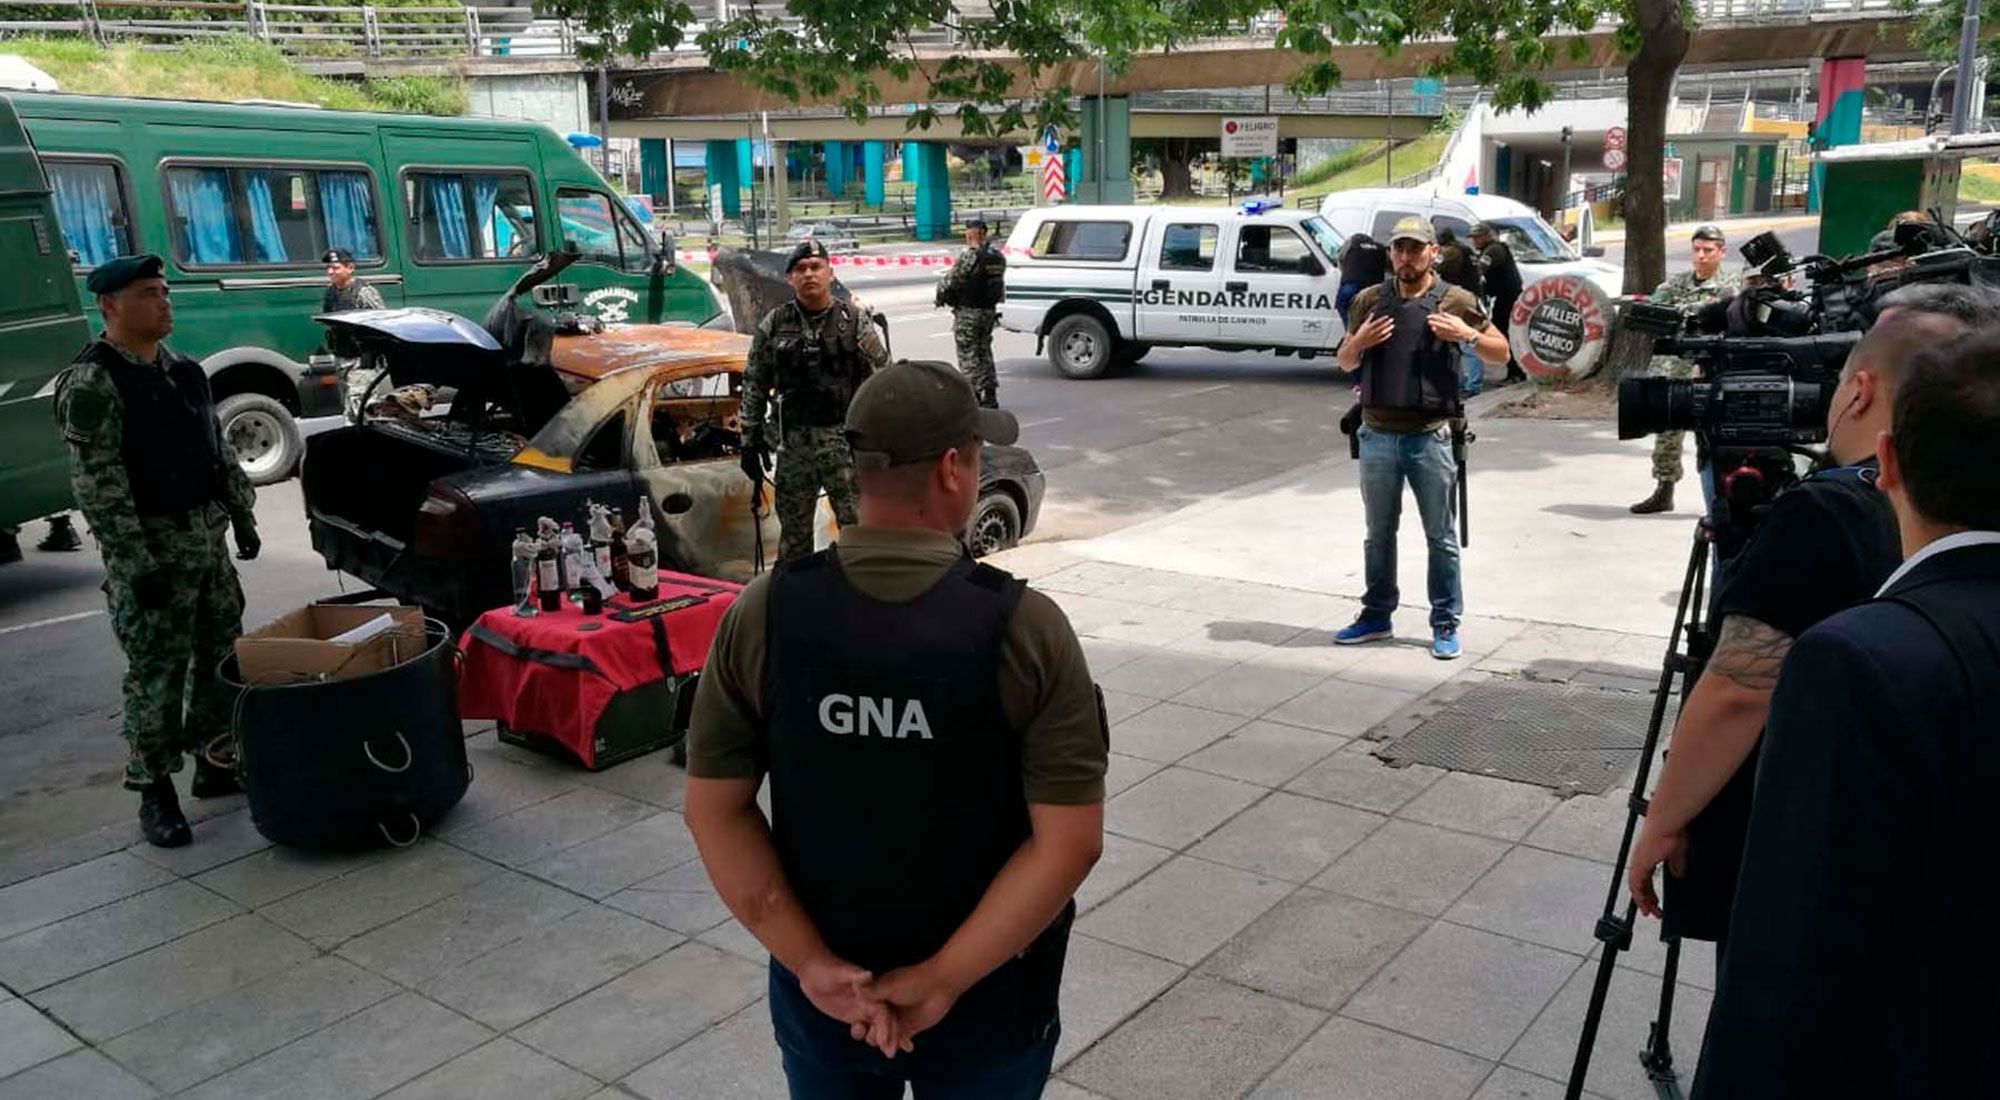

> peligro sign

[{"left": 1508, "top": 274, "right": 1612, "bottom": 379}]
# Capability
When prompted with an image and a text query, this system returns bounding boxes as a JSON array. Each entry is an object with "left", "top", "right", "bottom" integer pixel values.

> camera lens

[{"left": 1618, "top": 375, "right": 1698, "bottom": 440}]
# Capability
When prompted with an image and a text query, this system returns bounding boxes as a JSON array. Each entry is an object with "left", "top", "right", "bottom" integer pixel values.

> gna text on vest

[{"left": 818, "top": 694, "right": 935, "bottom": 740}]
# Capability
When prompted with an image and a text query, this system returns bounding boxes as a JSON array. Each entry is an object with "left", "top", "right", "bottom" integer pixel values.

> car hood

[{"left": 317, "top": 308, "right": 502, "bottom": 352}]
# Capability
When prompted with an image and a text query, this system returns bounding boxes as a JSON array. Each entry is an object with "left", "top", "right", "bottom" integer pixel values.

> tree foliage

[{"left": 1898, "top": 0, "right": 2000, "bottom": 64}]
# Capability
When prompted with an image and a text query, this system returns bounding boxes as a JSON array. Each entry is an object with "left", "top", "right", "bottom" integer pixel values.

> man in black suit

[{"left": 1691, "top": 326, "right": 2000, "bottom": 1099}]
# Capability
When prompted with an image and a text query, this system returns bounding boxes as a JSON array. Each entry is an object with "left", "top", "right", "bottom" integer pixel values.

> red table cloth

[{"left": 457, "top": 571, "right": 739, "bottom": 765}]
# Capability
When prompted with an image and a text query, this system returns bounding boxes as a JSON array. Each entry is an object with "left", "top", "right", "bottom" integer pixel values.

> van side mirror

[{"left": 1583, "top": 246, "right": 1606, "bottom": 258}]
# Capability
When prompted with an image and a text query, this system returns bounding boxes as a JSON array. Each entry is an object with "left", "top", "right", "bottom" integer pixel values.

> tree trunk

[
  {"left": 1160, "top": 138, "right": 1197, "bottom": 199},
  {"left": 1621, "top": 0, "right": 1690, "bottom": 297}
]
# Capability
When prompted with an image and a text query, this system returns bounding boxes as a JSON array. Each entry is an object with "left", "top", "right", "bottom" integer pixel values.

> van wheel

[
  {"left": 217, "top": 393, "right": 302, "bottom": 486},
  {"left": 1048, "top": 315, "right": 1114, "bottom": 379},
  {"left": 968, "top": 491, "right": 1022, "bottom": 557}
]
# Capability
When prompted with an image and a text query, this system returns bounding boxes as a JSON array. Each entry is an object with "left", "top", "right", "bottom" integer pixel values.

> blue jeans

[
  {"left": 1358, "top": 423, "right": 1462, "bottom": 630},
  {"left": 769, "top": 964, "right": 1060, "bottom": 1100}
]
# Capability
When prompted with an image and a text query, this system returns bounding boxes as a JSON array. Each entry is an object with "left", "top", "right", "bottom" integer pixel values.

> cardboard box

[{"left": 235, "top": 604, "right": 428, "bottom": 686}]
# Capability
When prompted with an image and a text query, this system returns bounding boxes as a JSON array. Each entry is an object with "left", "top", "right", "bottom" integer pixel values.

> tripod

[{"left": 1563, "top": 520, "right": 1717, "bottom": 1100}]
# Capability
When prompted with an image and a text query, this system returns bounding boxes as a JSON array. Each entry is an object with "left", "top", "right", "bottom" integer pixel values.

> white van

[
  {"left": 1317, "top": 188, "right": 1623, "bottom": 299},
  {"left": 998, "top": 202, "right": 1348, "bottom": 379}
]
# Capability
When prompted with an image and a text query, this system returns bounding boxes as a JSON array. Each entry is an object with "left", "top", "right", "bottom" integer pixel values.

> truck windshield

[
  {"left": 1301, "top": 216, "right": 1344, "bottom": 262},
  {"left": 1490, "top": 217, "right": 1578, "bottom": 263}
]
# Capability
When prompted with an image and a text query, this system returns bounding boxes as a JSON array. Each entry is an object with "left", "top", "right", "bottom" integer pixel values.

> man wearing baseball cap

[
  {"left": 1335, "top": 217, "right": 1510, "bottom": 660},
  {"left": 320, "top": 248, "right": 387, "bottom": 421},
  {"left": 685, "top": 360, "right": 1107, "bottom": 1096},
  {"left": 1630, "top": 223, "right": 1740, "bottom": 515},
  {"left": 1467, "top": 221, "right": 1526, "bottom": 383}
]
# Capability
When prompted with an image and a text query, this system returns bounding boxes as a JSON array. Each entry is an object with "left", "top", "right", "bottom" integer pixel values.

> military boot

[
  {"left": 977, "top": 387, "right": 999, "bottom": 410},
  {"left": 190, "top": 757, "right": 243, "bottom": 799},
  {"left": 1629, "top": 481, "right": 1676, "bottom": 515},
  {"left": 36, "top": 515, "right": 81, "bottom": 552},
  {"left": 139, "top": 778, "right": 192, "bottom": 848}
]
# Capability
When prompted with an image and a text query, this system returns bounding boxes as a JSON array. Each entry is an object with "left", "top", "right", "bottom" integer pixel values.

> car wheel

[
  {"left": 968, "top": 491, "right": 1022, "bottom": 557},
  {"left": 217, "top": 393, "right": 301, "bottom": 486},
  {"left": 1048, "top": 314, "right": 1115, "bottom": 380}
]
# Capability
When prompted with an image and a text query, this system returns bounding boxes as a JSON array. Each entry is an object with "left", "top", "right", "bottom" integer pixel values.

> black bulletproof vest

[
  {"left": 771, "top": 300, "right": 865, "bottom": 428},
  {"left": 764, "top": 551, "right": 1071, "bottom": 1043},
  {"left": 963, "top": 244, "right": 1007, "bottom": 308},
  {"left": 89, "top": 341, "right": 227, "bottom": 517},
  {"left": 1358, "top": 279, "right": 1461, "bottom": 415},
  {"left": 1340, "top": 234, "right": 1387, "bottom": 286}
]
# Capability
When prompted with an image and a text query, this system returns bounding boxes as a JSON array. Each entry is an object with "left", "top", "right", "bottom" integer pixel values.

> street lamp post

[
  {"left": 1951, "top": 0, "right": 1982, "bottom": 135},
  {"left": 1560, "top": 125, "right": 1573, "bottom": 212}
]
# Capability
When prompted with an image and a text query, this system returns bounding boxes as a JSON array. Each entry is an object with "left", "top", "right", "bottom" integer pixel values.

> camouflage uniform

[
  {"left": 323, "top": 279, "right": 387, "bottom": 422},
  {"left": 741, "top": 299, "right": 890, "bottom": 561},
  {"left": 939, "top": 247, "right": 999, "bottom": 404},
  {"left": 1646, "top": 268, "right": 1742, "bottom": 483},
  {"left": 56, "top": 339, "right": 256, "bottom": 791}
]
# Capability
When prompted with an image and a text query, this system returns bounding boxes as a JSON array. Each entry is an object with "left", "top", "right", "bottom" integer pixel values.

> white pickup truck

[{"left": 998, "top": 203, "right": 1350, "bottom": 378}]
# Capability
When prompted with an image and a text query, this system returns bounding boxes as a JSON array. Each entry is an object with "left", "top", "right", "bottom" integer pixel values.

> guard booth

[{"left": 1815, "top": 133, "right": 2000, "bottom": 256}]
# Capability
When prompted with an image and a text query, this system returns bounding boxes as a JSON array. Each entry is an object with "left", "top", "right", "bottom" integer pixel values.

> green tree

[{"left": 548, "top": 0, "right": 1692, "bottom": 292}]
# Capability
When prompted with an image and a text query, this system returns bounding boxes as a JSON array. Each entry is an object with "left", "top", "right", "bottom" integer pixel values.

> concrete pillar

[
  {"left": 825, "top": 140, "right": 849, "bottom": 198},
  {"left": 911, "top": 143, "right": 952, "bottom": 241},
  {"left": 1076, "top": 96, "right": 1134, "bottom": 204},
  {"left": 640, "top": 138, "right": 669, "bottom": 203},
  {"left": 704, "top": 139, "right": 741, "bottom": 217},
  {"left": 1065, "top": 148, "right": 1082, "bottom": 202},
  {"left": 862, "top": 140, "right": 886, "bottom": 206},
  {"left": 737, "top": 138, "right": 755, "bottom": 196},
  {"left": 772, "top": 141, "right": 791, "bottom": 236},
  {"left": 1809, "top": 56, "right": 1866, "bottom": 215}
]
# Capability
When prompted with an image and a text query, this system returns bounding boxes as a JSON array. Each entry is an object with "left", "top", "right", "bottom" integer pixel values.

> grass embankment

[
  {"left": 1289, "top": 131, "right": 1451, "bottom": 204},
  {"left": 5, "top": 36, "right": 466, "bottom": 115}
]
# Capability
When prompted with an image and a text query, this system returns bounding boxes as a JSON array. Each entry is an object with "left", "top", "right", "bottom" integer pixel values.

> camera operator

[
  {"left": 1626, "top": 284, "right": 2000, "bottom": 950},
  {"left": 1691, "top": 324, "right": 2000, "bottom": 1100},
  {"left": 1630, "top": 225, "right": 1741, "bottom": 516}
]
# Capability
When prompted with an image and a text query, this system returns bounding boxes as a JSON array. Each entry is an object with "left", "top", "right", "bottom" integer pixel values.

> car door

[
  {"left": 1220, "top": 221, "right": 1330, "bottom": 348},
  {"left": 1135, "top": 217, "right": 1223, "bottom": 343}
]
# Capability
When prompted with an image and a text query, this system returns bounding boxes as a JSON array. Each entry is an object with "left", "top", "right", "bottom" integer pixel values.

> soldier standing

[
  {"left": 56, "top": 255, "right": 260, "bottom": 848},
  {"left": 1630, "top": 224, "right": 1742, "bottom": 515},
  {"left": 936, "top": 218, "right": 1007, "bottom": 408},
  {"left": 321, "top": 248, "right": 386, "bottom": 423},
  {"left": 740, "top": 239, "right": 890, "bottom": 562}
]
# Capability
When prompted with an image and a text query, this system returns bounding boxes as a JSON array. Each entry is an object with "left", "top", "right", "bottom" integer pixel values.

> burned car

[{"left": 301, "top": 250, "right": 1044, "bottom": 628}]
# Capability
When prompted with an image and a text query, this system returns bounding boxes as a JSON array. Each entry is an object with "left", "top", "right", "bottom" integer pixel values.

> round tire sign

[{"left": 1508, "top": 274, "right": 1613, "bottom": 379}]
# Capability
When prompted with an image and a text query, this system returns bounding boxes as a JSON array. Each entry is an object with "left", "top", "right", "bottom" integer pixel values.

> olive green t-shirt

[
  {"left": 1346, "top": 281, "right": 1489, "bottom": 435},
  {"left": 686, "top": 525, "right": 1108, "bottom": 804}
]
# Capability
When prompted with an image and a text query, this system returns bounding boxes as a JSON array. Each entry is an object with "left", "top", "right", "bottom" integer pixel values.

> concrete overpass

[{"left": 605, "top": 107, "right": 1437, "bottom": 143}]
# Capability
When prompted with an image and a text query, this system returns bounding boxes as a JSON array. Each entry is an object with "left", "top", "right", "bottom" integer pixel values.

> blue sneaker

[
  {"left": 1431, "top": 626, "right": 1462, "bottom": 661},
  {"left": 1334, "top": 615, "right": 1393, "bottom": 645}
]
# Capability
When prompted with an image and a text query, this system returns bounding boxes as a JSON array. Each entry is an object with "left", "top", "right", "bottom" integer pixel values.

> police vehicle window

[
  {"left": 1301, "top": 216, "right": 1344, "bottom": 262},
  {"left": 1234, "top": 225, "right": 1316, "bottom": 275},
  {"left": 1157, "top": 223, "right": 1218, "bottom": 271},
  {"left": 1029, "top": 219, "right": 1132, "bottom": 261},
  {"left": 45, "top": 159, "right": 135, "bottom": 268},
  {"left": 1370, "top": 209, "right": 1424, "bottom": 240},
  {"left": 163, "top": 163, "right": 384, "bottom": 267},
  {"left": 1488, "top": 217, "right": 1574, "bottom": 263},
  {"left": 402, "top": 170, "right": 539, "bottom": 263},
  {"left": 1432, "top": 215, "right": 1472, "bottom": 241}
]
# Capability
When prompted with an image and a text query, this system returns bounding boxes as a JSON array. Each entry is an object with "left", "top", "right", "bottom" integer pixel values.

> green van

[{"left": 11, "top": 92, "right": 721, "bottom": 485}]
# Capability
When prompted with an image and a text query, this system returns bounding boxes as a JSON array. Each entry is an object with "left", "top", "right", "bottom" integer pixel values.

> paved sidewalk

[{"left": 0, "top": 416, "right": 1713, "bottom": 1099}]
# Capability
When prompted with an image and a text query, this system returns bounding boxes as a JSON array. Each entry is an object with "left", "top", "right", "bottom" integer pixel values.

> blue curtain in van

[
  {"left": 422, "top": 174, "right": 471, "bottom": 259},
  {"left": 472, "top": 176, "right": 499, "bottom": 255},
  {"left": 319, "top": 170, "right": 379, "bottom": 259},
  {"left": 167, "top": 168, "right": 241, "bottom": 264},
  {"left": 243, "top": 171, "right": 287, "bottom": 263},
  {"left": 47, "top": 164, "right": 118, "bottom": 267}
]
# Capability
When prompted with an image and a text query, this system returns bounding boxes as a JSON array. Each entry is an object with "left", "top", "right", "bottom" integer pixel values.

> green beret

[{"left": 85, "top": 254, "right": 165, "bottom": 296}]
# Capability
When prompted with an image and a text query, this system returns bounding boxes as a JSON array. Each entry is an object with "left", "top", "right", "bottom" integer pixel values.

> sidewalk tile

[
  {"left": 1266, "top": 680, "right": 1420, "bottom": 738},
  {"left": 1106, "top": 767, "right": 1264, "bottom": 850},
  {"left": 697, "top": 918, "right": 769, "bottom": 964},
  {"left": 102, "top": 956, "right": 396, "bottom": 1094},
  {"left": 0, "top": 827, "right": 134, "bottom": 896},
  {"left": 1182, "top": 721, "right": 1348, "bottom": 788},
  {"left": 1504, "top": 961, "right": 1712, "bottom": 1100},
  {"left": 1345, "top": 922, "right": 1579, "bottom": 1060},
  {"left": 1286, "top": 744, "right": 1445, "bottom": 815},
  {"left": 435, "top": 754, "right": 580, "bottom": 836},
  {"left": 1447, "top": 848, "right": 1609, "bottom": 956},
  {"left": 262, "top": 841, "right": 502, "bottom": 947},
  {"left": 572, "top": 750, "right": 689, "bottom": 811},
  {"left": 1191, "top": 793, "right": 1385, "bottom": 883},
  {"left": 1399, "top": 773, "right": 1561, "bottom": 842},
  {"left": 1074, "top": 834, "right": 1173, "bottom": 915},
  {"left": 1054, "top": 934, "right": 1186, "bottom": 1067},
  {"left": 0, "top": 852, "right": 174, "bottom": 940},
  {"left": 177, "top": 993, "right": 489, "bottom": 1100},
  {"left": 128, "top": 809, "right": 271, "bottom": 877},
  {"left": 0, "top": 1049, "right": 154, "bottom": 1100},
  {"left": 521, "top": 812, "right": 699, "bottom": 900},
  {"left": 623, "top": 1004, "right": 787, "bottom": 1100},
  {"left": 0, "top": 881, "right": 239, "bottom": 992},
  {"left": 192, "top": 845, "right": 392, "bottom": 910},
  {"left": 1063, "top": 974, "right": 1324, "bottom": 1100},
  {"left": 1331, "top": 642, "right": 1469, "bottom": 695},
  {"left": 512, "top": 943, "right": 764, "bottom": 1081},
  {"left": 1100, "top": 652, "right": 1237, "bottom": 701},
  {"left": 1103, "top": 753, "right": 1163, "bottom": 798},
  {"left": 337, "top": 870, "right": 588, "bottom": 986},
  {"left": 424, "top": 905, "right": 682, "bottom": 1031},
  {"left": 1613, "top": 929, "right": 1718, "bottom": 994},
  {"left": 0, "top": 998, "right": 79, "bottom": 1079},
  {"left": 1265, "top": 632, "right": 1376, "bottom": 675},
  {"left": 1313, "top": 821, "right": 1510, "bottom": 917},
  {"left": 606, "top": 859, "right": 730, "bottom": 935},
  {"left": 1174, "top": 583, "right": 1348, "bottom": 628},
  {"left": 1247, "top": 1016, "right": 1491, "bottom": 1100},
  {"left": 380, "top": 1038, "right": 597, "bottom": 1100},
  {"left": 1171, "top": 665, "right": 1323, "bottom": 719},
  {"left": 1472, "top": 1066, "right": 1572, "bottom": 1100},
  {"left": 1094, "top": 575, "right": 1211, "bottom": 608},
  {"left": 1521, "top": 792, "right": 1627, "bottom": 865},
  {"left": 1110, "top": 703, "right": 1245, "bottom": 764},
  {"left": 1200, "top": 889, "right": 1429, "bottom": 1011},
  {"left": 1044, "top": 1082, "right": 1113, "bottom": 1100},
  {"left": 1079, "top": 638, "right": 1152, "bottom": 676},
  {"left": 1076, "top": 856, "right": 1292, "bottom": 966},
  {"left": 1086, "top": 606, "right": 1211, "bottom": 648},
  {"left": 1167, "top": 619, "right": 1313, "bottom": 663},
  {"left": 30, "top": 914, "right": 313, "bottom": 1042},
  {"left": 449, "top": 788, "right": 659, "bottom": 868}
]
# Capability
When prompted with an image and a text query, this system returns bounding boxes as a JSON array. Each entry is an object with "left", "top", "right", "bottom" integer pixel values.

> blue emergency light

[
  {"left": 565, "top": 132, "right": 604, "bottom": 149},
  {"left": 1239, "top": 198, "right": 1281, "bottom": 215}
]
